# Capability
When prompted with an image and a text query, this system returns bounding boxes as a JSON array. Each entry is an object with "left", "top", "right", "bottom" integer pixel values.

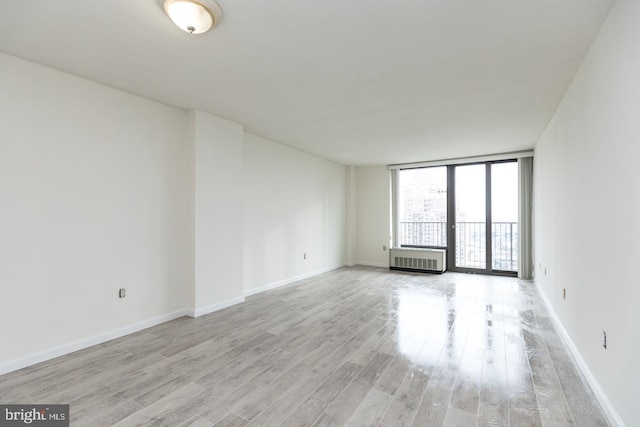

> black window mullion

[
  {"left": 486, "top": 163, "right": 492, "bottom": 274},
  {"left": 446, "top": 165, "right": 456, "bottom": 271}
]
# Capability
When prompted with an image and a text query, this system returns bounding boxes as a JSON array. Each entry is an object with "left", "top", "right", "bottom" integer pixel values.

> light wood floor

[{"left": 0, "top": 267, "right": 609, "bottom": 426}]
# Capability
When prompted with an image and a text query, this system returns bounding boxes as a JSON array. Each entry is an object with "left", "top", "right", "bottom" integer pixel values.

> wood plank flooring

[{"left": 0, "top": 266, "right": 609, "bottom": 426}]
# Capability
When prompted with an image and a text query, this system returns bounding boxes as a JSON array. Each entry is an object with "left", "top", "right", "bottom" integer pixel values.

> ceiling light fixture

[{"left": 163, "top": 0, "right": 222, "bottom": 35}]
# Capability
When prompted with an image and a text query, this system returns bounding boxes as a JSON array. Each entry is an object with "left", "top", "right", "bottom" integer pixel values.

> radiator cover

[{"left": 389, "top": 247, "right": 446, "bottom": 273}]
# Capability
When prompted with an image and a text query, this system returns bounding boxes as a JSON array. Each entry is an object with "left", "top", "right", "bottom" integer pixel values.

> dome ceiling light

[{"left": 163, "top": 0, "right": 222, "bottom": 35}]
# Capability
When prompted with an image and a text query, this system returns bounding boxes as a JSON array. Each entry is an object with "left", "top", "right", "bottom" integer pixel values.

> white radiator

[{"left": 389, "top": 248, "right": 446, "bottom": 273}]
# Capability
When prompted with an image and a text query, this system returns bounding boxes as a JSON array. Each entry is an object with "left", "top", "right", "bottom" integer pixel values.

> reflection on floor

[{"left": 0, "top": 266, "right": 609, "bottom": 426}]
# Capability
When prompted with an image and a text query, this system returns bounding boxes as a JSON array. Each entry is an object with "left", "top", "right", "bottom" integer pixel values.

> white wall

[
  {"left": 192, "top": 111, "right": 245, "bottom": 315},
  {"left": 346, "top": 166, "right": 357, "bottom": 266},
  {"left": 355, "top": 166, "right": 391, "bottom": 267},
  {"left": 0, "top": 52, "right": 352, "bottom": 374},
  {"left": 0, "top": 53, "right": 192, "bottom": 370},
  {"left": 534, "top": 2, "right": 640, "bottom": 425},
  {"left": 243, "top": 133, "right": 347, "bottom": 294}
]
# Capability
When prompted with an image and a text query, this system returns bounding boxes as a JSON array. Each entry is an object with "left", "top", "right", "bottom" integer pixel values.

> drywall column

[
  {"left": 190, "top": 110, "right": 244, "bottom": 317},
  {"left": 355, "top": 166, "right": 391, "bottom": 267}
]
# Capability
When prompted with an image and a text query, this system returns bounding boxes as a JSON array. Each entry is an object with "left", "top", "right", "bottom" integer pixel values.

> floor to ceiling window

[
  {"left": 396, "top": 159, "right": 519, "bottom": 276},
  {"left": 491, "top": 162, "right": 518, "bottom": 272},
  {"left": 454, "top": 164, "right": 487, "bottom": 270},
  {"left": 398, "top": 166, "right": 447, "bottom": 248}
]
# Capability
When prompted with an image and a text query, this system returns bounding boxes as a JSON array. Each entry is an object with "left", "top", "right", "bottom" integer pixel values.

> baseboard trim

[
  {"left": 0, "top": 265, "right": 348, "bottom": 375},
  {"left": 244, "top": 263, "right": 345, "bottom": 297},
  {"left": 535, "top": 283, "right": 625, "bottom": 427},
  {"left": 187, "top": 296, "right": 245, "bottom": 318},
  {"left": 0, "top": 309, "right": 189, "bottom": 376},
  {"left": 355, "top": 261, "right": 389, "bottom": 268}
]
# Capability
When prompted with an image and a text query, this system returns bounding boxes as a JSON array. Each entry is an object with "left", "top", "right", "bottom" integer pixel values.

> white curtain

[
  {"left": 390, "top": 168, "right": 399, "bottom": 248},
  {"left": 518, "top": 157, "right": 534, "bottom": 279}
]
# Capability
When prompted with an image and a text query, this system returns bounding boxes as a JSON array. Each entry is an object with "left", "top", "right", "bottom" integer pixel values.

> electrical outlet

[
  {"left": 603, "top": 331, "right": 607, "bottom": 349},
  {"left": 119, "top": 288, "right": 126, "bottom": 298},
  {"left": 383, "top": 245, "right": 387, "bottom": 251}
]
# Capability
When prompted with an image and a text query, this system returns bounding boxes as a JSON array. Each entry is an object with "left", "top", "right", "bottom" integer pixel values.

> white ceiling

[{"left": 0, "top": 1, "right": 614, "bottom": 166}]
